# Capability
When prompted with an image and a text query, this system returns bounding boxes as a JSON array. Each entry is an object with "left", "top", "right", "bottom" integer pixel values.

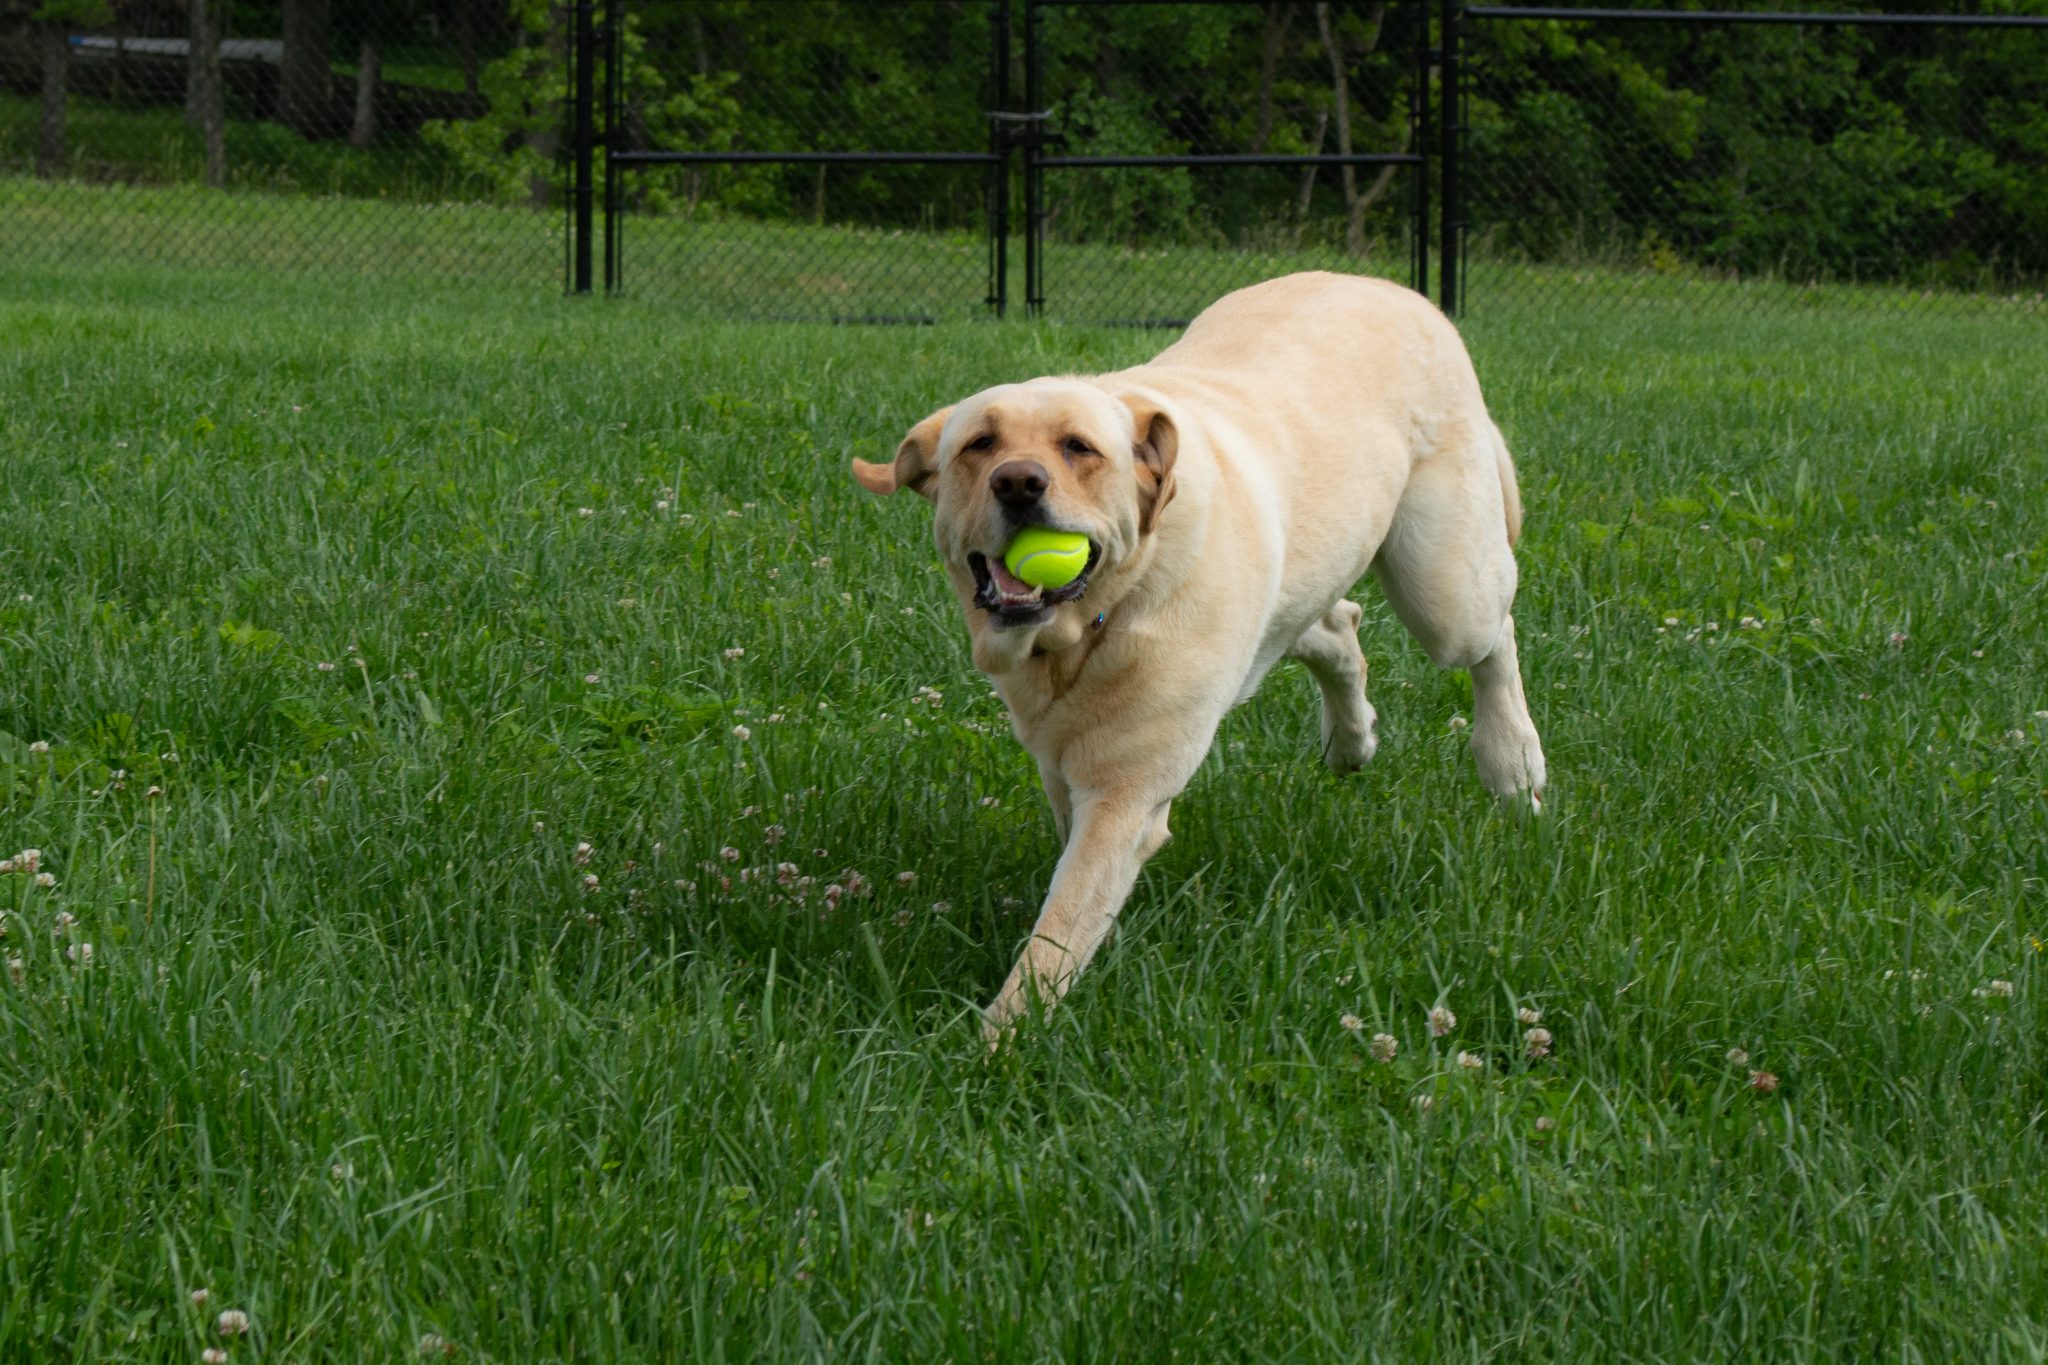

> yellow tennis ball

[{"left": 1003, "top": 527, "right": 1091, "bottom": 590}]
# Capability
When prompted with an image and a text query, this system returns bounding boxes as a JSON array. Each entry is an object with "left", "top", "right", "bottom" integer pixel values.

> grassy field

[{"left": 1, "top": 250, "right": 2045, "bottom": 1361}]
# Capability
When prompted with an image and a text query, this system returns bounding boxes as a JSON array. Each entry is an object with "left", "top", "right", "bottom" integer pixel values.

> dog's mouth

[{"left": 968, "top": 544, "right": 1102, "bottom": 629}]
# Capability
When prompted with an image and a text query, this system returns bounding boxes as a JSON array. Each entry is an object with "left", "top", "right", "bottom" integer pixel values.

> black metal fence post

[
  {"left": 572, "top": 0, "right": 596, "bottom": 295},
  {"left": 1439, "top": 0, "right": 1462, "bottom": 316},
  {"left": 1412, "top": 0, "right": 1431, "bottom": 300},
  {"left": 1024, "top": 0, "right": 1045, "bottom": 318},
  {"left": 602, "top": 0, "right": 622, "bottom": 293},
  {"left": 990, "top": 0, "right": 1011, "bottom": 318}
]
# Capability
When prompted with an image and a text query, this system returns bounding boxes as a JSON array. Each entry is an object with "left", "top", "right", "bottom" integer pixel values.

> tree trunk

[
  {"left": 349, "top": 36, "right": 380, "bottom": 148},
  {"left": 458, "top": 0, "right": 482, "bottom": 99},
  {"left": 37, "top": 23, "right": 67, "bottom": 179},
  {"left": 525, "top": 11, "right": 568, "bottom": 208},
  {"left": 280, "top": 0, "right": 333, "bottom": 138},
  {"left": 189, "top": 0, "right": 229, "bottom": 186},
  {"left": 1315, "top": 0, "right": 1386, "bottom": 257},
  {"left": 1295, "top": 108, "right": 1328, "bottom": 226},
  {"left": 1253, "top": 4, "right": 1296, "bottom": 154}
]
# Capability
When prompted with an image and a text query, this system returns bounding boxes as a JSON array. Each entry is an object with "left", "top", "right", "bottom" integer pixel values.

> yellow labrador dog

[{"left": 852, "top": 272, "right": 1546, "bottom": 1036}]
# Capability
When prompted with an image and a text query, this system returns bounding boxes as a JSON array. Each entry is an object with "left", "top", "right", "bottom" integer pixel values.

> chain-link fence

[
  {"left": 1456, "top": 7, "right": 2048, "bottom": 319},
  {"left": 1, "top": 0, "right": 570, "bottom": 285},
  {"left": 6, "top": 1, "right": 2044, "bottom": 319},
  {"left": 1025, "top": 0, "right": 1426, "bottom": 324},
  {"left": 600, "top": 0, "right": 1004, "bottom": 321}
]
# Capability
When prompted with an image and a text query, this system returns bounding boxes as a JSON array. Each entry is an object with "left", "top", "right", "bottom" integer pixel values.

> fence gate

[
  {"left": 578, "top": 0, "right": 1441, "bottom": 321},
  {"left": 586, "top": 0, "right": 1008, "bottom": 322},
  {"left": 1020, "top": 0, "right": 1433, "bottom": 325}
]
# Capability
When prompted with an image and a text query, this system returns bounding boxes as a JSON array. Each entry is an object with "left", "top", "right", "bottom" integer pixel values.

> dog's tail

[{"left": 1492, "top": 422, "right": 1524, "bottom": 547}]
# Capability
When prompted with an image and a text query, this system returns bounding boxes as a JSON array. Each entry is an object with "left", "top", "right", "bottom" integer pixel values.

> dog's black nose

[{"left": 989, "top": 460, "right": 1049, "bottom": 509}]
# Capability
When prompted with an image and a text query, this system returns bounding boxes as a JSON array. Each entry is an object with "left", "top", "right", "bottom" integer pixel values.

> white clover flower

[
  {"left": 578, "top": 507, "right": 595, "bottom": 519},
  {"left": 1726, "top": 1047, "right": 1750, "bottom": 1066},
  {"left": 27, "top": 740, "right": 48, "bottom": 755},
  {"left": 723, "top": 646, "right": 745, "bottom": 661},
  {"left": 763, "top": 825, "right": 785, "bottom": 845},
  {"left": 1369, "top": 1033, "right": 1398, "bottom": 1063},
  {"left": 34, "top": 872, "right": 55, "bottom": 889},
  {"left": 1749, "top": 1070, "right": 1780, "bottom": 1094},
  {"left": 1427, "top": 1004, "right": 1456, "bottom": 1037},
  {"left": 318, "top": 661, "right": 336, "bottom": 672},
  {"left": 1413, "top": 1095, "right": 1434, "bottom": 1113},
  {"left": 1457, "top": 1050, "right": 1483, "bottom": 1071},
  {"left": 574, "top": 841, "right": 593, "bottom": 865},
  {"left": 1448, "top": 715, "right": 1468, "bottom": 730},
  {"left": 1888, "top": 631, "right": 1908, "bottom": 648},
  {"left": 1340, "top": 1013, "right": 1363, "bottom": 1032},
  {"left": 216, "top": 1309, "right": 250, "bottom": 1335},
  {"left": 1517, "top": 1006, "right": 1542, "bottom": 1025},
  {"left": 1983, "top": 979, "right": 2015, "bottom": 998},
  {"left": 203, "top": 1350, "right": 228, "bottom": 1364},
  {"left": 583, "top": 673, "right": 601, "bottom": 685},
  {"left": 1534, "top": 1116, "right": 1557, "bottom": 1133},
  {"left": 581, "top": 874, "right": 599, "bottom": 892},
  {"left": 895, "top": 871, "right": 916, "bottom": 886},
  {"left": 5, "top": 957, "right": 21, "bottom": 986},
  {"left": 190, "top": 1288, "right": 211, "bottom": 1307},
  {"left": 1524, "top": 1027, "right": 1553, "bottom": 1059},
  {"left": 732, "top": 725, "right": 751, "bottom": 741}
]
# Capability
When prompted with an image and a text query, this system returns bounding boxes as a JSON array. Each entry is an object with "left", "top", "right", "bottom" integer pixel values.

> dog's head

[{"left": 851, "top": 379, "right": 1177, "bottom": 656}]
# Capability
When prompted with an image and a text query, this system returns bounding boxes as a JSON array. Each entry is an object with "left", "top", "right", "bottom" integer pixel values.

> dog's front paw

[{"left": 1322, "top": 701, "right": 1379, "bottom": 774}]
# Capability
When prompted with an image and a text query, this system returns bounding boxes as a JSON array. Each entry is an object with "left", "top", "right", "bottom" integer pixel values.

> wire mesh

[
  {"left": 1030, "top": 0, "right": 1429, "bottom": 324},
  {"left": 1460, "top": 10, "right": 2048, "bottom": 320},
  {"left": 605, "top": 0, "right": 1003, "bottom": 321},
  {"left": 0, "top": 1, "right": 571, "bottom": 287}
]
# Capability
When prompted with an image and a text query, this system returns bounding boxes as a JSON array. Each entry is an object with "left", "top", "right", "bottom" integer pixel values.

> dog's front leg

[
  {"left": 1036, "top": 758, "right": 1073, "bottom": 846},
  {"left": 982, "top": 786, "right": 1174, "bottom": 1042}
]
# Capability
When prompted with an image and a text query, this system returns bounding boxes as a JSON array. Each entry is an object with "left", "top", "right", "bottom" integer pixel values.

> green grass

[
  {"left": 1, "top": 242, "right": 2045, "bottom": 1361},
  {"left": 0, "top": 94, "right": 481, "bottom": 201}
]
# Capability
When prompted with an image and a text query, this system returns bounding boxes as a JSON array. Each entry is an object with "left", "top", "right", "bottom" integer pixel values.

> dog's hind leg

[
  {"left": 1466, "top": 615, "right": 1545, "bottom": 807},
  {"left": 1286, "top": 599, "right": 1378, "bottom": 773},
  {"left": 1373, "top": 420, "right": 1546, "bottom": 805}
]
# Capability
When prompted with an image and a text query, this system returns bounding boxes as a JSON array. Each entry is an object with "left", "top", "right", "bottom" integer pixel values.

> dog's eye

[
  {"left": 965, "top": 434, "right": 995, "bottom": 453},
  {"left": 1063, "top": 437, "right": 1097, "bottom": 458}
]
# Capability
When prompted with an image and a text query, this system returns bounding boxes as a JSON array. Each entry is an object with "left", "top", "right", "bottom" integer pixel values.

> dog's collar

[{"left": 1092, "top": 611, "right": 1106, "bottom": 631}]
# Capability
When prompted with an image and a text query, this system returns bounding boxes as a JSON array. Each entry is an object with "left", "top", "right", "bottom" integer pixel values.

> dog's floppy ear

[
  {"left": 852, "top": 405, "right": 953, "bottom": 501},
  {"left": 1120, "top": 394, "right": 1179, "bottom": 534}
]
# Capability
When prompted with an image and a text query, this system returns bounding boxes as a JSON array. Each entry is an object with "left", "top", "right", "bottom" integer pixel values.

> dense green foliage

[
  {"left": 1, "top": 247, "right": 2044, "bottom": 1358},
  {"left": 10, "top": 1, "right": 2045, "bottom": 292}
]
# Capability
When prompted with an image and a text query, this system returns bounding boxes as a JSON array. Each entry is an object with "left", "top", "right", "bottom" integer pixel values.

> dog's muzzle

[{"left": 967, "top": 545, "right": 1102, "bottom": 629}]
